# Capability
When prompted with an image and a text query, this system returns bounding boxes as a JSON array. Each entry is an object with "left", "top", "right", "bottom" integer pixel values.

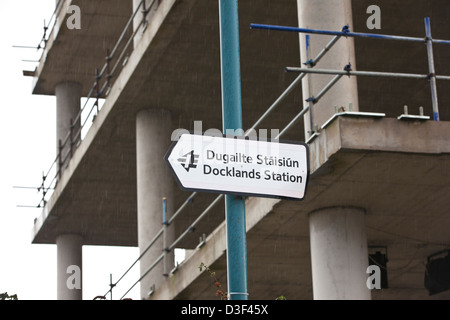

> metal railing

[
  {"left": 251, "top": 18, "right": 450, "bottom": 122},
  {"left": 103, "top": 18, "right": 450, "bottom": 300}
]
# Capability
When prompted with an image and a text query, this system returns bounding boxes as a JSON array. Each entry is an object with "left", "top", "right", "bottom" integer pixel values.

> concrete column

[
  {"left": 297, "top": 0, "right": 359, "bottom": 139},
  {"left": 55, "top": 81, "right": 81, "bottom": 171},
  {"left": 136, "top": 108, "right": 175, "bottom": 299},
  {"left": 56, "top": 234, "right": 83, "bottom": 300},
  {"left": 309, "top": 207, "right": 371, "bottom": 300}
]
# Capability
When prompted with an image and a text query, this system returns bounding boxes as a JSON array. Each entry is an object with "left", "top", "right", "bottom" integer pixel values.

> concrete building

[{"left": 25, "top": 0, "right": 450, "bottom": 300}]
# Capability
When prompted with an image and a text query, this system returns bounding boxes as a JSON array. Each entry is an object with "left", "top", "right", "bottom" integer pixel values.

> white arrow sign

[{"left": 165, "top": 133, "right": 309, "bottom": 200}]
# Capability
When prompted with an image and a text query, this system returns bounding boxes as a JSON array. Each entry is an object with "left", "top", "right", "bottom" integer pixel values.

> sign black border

[{"left": 164, "top": 132, "right": 310, "bottom": 201}]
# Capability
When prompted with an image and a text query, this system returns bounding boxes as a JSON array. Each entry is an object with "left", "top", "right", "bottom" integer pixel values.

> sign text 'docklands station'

[{"left": 165, "top": 134, "right": 309, "bottom": 200}]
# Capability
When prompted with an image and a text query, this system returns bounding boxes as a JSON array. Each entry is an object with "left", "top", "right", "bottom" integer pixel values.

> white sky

[{"left": 0, "top": 1, "right": 141, "bottom": 300}]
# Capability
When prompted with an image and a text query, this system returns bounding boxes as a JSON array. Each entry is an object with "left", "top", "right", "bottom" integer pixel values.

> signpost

[{"left": 165, "top": 133, "right": 309, "bottom": 201}]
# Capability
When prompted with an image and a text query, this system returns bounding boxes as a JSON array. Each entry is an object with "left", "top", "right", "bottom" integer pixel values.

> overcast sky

[{"left": 0, "top": 1, "right": 140, "bottom": 300}]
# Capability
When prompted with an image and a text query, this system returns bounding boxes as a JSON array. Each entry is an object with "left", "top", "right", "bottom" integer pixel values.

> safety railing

[{"left": 25, "top": 0, "right": 157, "bottom": 209}]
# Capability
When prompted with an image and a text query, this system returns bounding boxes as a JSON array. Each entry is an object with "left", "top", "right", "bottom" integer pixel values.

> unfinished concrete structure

[{"left": 25, "top": 0, "right": 450, "bottom": 300}]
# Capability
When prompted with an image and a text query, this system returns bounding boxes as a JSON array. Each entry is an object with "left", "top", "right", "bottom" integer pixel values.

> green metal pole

[{"left": 218, "top": 0, "right": 248, "bottom": 300}]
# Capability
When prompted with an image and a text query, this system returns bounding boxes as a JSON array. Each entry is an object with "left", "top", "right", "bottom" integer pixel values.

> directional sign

[{"left": 165, "top": 133, "right": 309, "bottom": 200}]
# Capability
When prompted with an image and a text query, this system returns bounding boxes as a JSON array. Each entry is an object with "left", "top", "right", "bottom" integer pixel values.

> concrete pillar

[
  {"left": 136, "top": 108, "right": 175, "bottom": 299},
  {"left": 297, "top": 0, "right": 359, "bottom": 139},
  {"left": 56, "top": 234, "right": 83, "bottom": 300},
  {"left": 309, "top": 207, "right": 371, "bottom": 300},
  {"left": 55, "top": 81, "right": 81, "bottom": 171}
]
